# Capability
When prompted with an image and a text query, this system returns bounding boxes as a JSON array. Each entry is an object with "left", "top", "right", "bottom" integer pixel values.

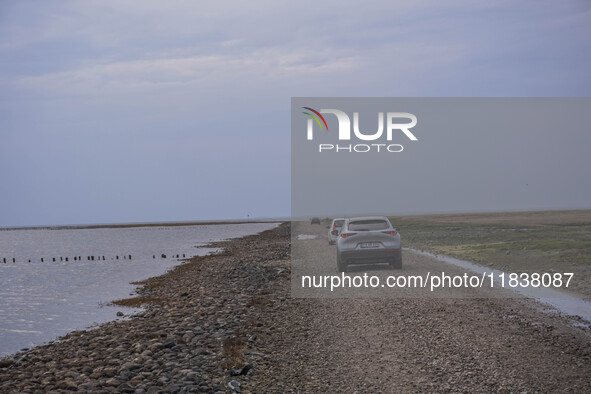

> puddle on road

[
  {"left": 297, "top": 234, "right": 318, "bottom": 240},
  {"left": 406, "top": 248, "right": 591, "bottom": 325}
]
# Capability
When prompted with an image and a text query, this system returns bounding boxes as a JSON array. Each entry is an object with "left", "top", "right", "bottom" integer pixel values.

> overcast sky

[{"left": 1, "top": 1, "right": 590, "bottom": 226}]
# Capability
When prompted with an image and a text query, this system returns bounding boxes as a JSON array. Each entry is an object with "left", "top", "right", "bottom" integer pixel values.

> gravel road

[{"left": 250, "top": 222, "right": 591, "bottom": 392}]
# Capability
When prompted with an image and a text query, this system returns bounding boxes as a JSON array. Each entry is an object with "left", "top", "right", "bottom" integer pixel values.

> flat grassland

[{"left": 389, "top": 209, "right": 591, "bottom": 299}]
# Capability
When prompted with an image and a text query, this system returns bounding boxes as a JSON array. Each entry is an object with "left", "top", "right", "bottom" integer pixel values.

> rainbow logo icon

[{"left": 302, "top": 107, "right": 328, "bottom": 131}]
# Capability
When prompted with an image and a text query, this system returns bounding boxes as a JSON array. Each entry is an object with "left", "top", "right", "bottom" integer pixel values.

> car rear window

[
  {"left": 334, "top": 220, "right": 345, "bottom": 228},
  {"left": 348, "top": 219, "right": 389, "bottom": 231}
]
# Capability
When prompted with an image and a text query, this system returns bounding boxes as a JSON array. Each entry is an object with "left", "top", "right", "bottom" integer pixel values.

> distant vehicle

[
  {"left": 310, "top": 217, "right": 321, "bottom": 224},
  {"left": 336, "top": 216, "right": 401, "bottom": 272},
  {"left": 328, "top": 218, "right": 345, "bottom": 245}
]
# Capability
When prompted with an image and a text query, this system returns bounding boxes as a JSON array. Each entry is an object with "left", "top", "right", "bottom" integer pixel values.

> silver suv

[
  {"left": 328, "top": 218, "right": 345, "bottom": 245},
  {"left": 336, "top": 216, "right": 401, "bottom": 272}
]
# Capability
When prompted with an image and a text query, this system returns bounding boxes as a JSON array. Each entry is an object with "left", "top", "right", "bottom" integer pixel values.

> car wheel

[
  {"left": 337, "top": 254, "right": 347, "bottom": 273},
  {"left": 390, "top": 250, "right": 402, "bottom": 269}
]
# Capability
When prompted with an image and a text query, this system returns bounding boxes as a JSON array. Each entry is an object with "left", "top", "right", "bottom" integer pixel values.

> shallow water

[{"left": 0, "top": 222, "right": 278, "bottom": 356}]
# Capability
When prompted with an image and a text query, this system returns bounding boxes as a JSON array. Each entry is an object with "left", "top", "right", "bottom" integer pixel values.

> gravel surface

[{"left": 1, "top": 222, "right": 590, "bottom": 393}]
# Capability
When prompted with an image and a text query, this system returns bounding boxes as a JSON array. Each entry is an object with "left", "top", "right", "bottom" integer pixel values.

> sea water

[{"left": 0, "top": 222, "right": 278, "bottom": 356}]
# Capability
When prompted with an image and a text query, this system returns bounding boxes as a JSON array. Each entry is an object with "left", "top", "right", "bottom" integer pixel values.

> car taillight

[
  {"left": 332, "top": 225, "right": 336, "bottom": 231},
  {"left": 382, "top": 230, "right": 398, "bottom": 236},
  {"left": 340, "top": 233, "right": 353, "bottom": 239}
]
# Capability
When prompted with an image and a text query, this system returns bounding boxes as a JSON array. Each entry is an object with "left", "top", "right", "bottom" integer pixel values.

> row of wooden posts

[{"left": 1, "top": 253, "right": 186, "bottom": 263}]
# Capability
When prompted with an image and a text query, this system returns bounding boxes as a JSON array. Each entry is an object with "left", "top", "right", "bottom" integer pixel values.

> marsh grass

[
  {"left": 389, "top": 210, "right": 591, "bottom": 298},
  {"left": 111, "top": 296, "right": 160, "bottom": 307}
]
